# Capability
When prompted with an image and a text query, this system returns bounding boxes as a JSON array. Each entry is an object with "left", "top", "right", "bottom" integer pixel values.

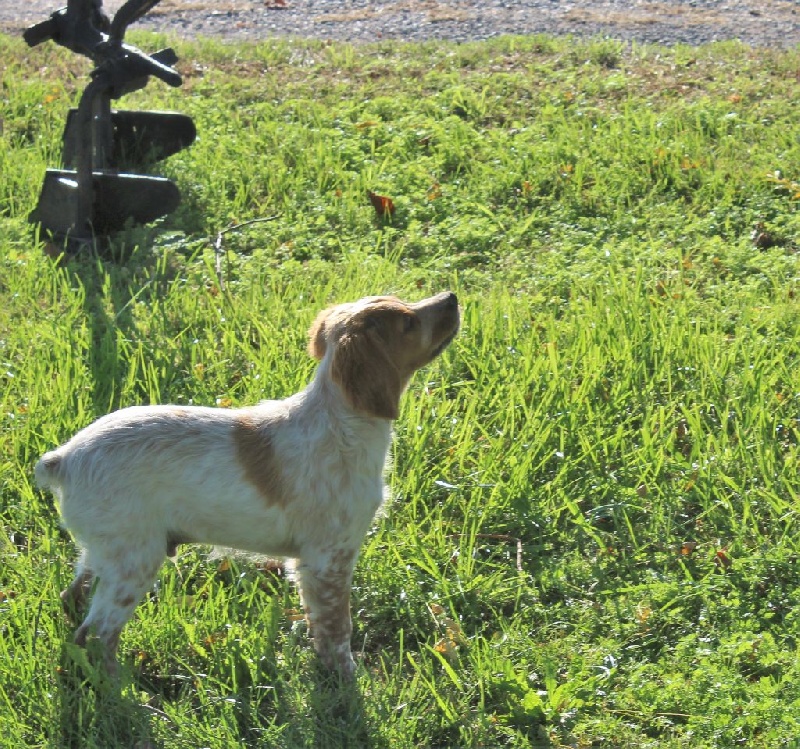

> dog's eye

[{"left": 403, "top": 315, "right": 418, "bottom": 333}]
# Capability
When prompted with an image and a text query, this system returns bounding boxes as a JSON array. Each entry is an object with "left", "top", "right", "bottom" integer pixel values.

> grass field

[{"left": 1, "top": 30, "right": 799, "bottom": 748}]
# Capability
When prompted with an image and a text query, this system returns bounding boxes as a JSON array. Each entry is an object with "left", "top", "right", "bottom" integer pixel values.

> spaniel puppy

[{"left": 35, "top": 292, "right": 459, "bottom": 677}]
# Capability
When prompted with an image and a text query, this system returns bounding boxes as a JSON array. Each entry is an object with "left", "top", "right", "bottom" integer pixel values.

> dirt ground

[{"left": 1, "top": 0, "right": 798, "bottom": 48}]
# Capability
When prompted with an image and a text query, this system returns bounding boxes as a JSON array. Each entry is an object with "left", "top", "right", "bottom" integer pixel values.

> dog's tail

[{"left": 34, "top": 451, "right": 63, "bottom": 490}]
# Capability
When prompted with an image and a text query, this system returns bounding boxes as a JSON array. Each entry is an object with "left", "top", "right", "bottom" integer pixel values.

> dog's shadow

[
  {"left": 54, "top": 644, "right": 150, "bottom": 748},
  {"left": 55, "top": 644, "right": 386, "bottom": 748},
  {"left": 303, "top": 666, "right": 384, "bottom": 749}
]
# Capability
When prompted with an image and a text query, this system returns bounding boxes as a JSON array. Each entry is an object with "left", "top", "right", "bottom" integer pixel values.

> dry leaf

[
  {"left": 442, "top": 617, "right": 466, "bottom": 644},
  {"left": 715, "top": 549, "right": 732, "bottom": 569},
  {"left": 285, "top": 608, "right": 306, "bottom": 622},
  {"left": 434, "top": 636, "right": 458, "bottom": 660},
  {"left": 367, "top": 190, "right": 395, "bottom": 217}
]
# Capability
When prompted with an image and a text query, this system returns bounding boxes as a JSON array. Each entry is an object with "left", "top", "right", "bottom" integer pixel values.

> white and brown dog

[{"left": 35, "top": 292, "right": 459, "bottom": 677}]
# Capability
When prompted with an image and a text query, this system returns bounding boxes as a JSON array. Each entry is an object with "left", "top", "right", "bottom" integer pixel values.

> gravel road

[{"left": 1, "top": 0, "right": 798, "bottom": 49}]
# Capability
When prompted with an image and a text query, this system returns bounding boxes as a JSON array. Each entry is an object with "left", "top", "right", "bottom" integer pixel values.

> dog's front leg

[{"left": 296, "top": 548, "right": 358, "bottom": 678}]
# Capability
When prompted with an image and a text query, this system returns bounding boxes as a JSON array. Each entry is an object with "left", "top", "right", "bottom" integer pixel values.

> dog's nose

[{"left": 441, "top": 291, "right": 458, "bottom": 309}]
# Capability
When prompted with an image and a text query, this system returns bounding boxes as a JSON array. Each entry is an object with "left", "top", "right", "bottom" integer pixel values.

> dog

[{"left": 35, "top": 291, "right": 459, "bottom": 677}]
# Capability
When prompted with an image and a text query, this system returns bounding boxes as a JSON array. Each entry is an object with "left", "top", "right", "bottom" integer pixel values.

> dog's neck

[{"left": 300, "top": 362, "right": 395, "bottom": 444}]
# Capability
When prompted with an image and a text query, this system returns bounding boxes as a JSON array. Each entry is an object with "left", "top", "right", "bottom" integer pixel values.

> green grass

[{"left": 1, "top": 31, "right": 799, "bottom": 748}]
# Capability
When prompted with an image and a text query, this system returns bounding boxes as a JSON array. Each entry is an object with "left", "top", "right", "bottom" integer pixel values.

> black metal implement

[{"left": 25, "top": 0, "right": 196, "bottom": 250}]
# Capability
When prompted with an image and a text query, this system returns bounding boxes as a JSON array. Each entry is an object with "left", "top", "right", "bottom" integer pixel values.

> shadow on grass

[
  {"left": 303, "top": 663, "right": 388, "bottom": 749},
  {"left": 56, "top": 235, "right": 181, "bottom": 418},
  {"left": 55, "top": 643, "right": 154, "bottom": 748},
  {"left": 55, "top": 638, "right": 388, "bottom": 748}
]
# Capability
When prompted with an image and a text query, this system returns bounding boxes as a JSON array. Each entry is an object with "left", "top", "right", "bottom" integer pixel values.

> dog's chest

[{"left": 284, "top": 418, "right": 390, "bottom": 508}]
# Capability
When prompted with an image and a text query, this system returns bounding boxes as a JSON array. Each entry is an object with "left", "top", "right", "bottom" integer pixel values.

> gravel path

[{"left": 1, "top": 0, "right": 798, "bottom": 49}]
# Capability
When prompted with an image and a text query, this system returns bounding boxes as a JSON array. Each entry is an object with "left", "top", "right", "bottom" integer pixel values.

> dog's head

[{"left": 308, "top": 292, "right": 460, "bottom": 419}]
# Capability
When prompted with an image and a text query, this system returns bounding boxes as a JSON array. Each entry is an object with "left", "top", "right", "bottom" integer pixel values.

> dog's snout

[
  {"left": 410, "top": 291, "right": 458, "bottom": 316},
  {"left": 427, "top": 291, "right": 458, "bottom": 310}
]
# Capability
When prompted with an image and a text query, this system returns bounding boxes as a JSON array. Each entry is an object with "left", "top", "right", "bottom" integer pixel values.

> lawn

[{"left": 1, "top": 30, "right": 799, "bottom": 748}]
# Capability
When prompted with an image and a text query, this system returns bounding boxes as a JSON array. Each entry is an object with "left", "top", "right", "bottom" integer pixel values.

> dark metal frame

[{"left": 25, "top": 0, "right": 195, "bottom": 250}]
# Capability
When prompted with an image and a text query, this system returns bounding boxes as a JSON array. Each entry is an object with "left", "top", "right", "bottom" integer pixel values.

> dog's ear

[
  {"left": 308, "top": 307, "right": 336, "bottom": 360},
  {"left": 331, "top": 316, "right": 404, "bottom": 420}
]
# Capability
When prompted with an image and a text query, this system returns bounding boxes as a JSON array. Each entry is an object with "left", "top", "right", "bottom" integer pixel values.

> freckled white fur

[{"left": 35, "top": 292, "right": 459, "bottom": 678}]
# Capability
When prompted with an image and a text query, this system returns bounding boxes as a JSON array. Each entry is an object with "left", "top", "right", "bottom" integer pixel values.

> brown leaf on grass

[
  {"left": 255, "top": 559, "right": 285, "bottom": 590},
  {"left": 255, "top": 559, "right": 285, "bottom": 575},
  {"left": 434, "top": 636, "right": 459, "bottom": 660},
  {"left": 367, "top": 190, "right": 395, "bottom": 217},
  {"left": 430, "top": 603, "right": 465, "bottom": 661},
  {"left": 285, "top": 608, "right": 305, "bottom": 622},
  {"left": 715, "top": 548, "right": 732, "bottom": 570}
]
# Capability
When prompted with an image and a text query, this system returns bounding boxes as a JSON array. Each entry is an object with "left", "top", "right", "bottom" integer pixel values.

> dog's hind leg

[
  {"left": 71, "top": 538, "right": 165, "bottom": 674},
  {"left": 61, "top": 549, "right": 95, "bottom": 622}
]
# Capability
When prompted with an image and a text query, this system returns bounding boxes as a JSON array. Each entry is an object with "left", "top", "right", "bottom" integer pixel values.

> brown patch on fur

[
  {"left": 308, "top": 307, "right": 331, "bottom": 360},
  {"left": 233, "top": 414, "right": 285, "bottom": 506},
  {"left": 115, "top": 594, "right": 136, "bottom": 608},
  {"left": 331, "top": 317, "right": 405, "bottom": 419}
]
